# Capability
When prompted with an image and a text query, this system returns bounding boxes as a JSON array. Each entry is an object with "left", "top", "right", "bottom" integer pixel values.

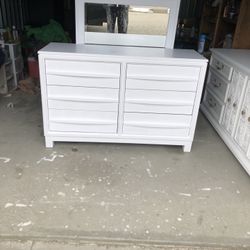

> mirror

[{"left": 85, "top": 3, "right": 170, "bottom": 36}]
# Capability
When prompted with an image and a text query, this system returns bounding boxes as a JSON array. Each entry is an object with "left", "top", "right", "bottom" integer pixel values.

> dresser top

[
  {"left": 211, "top": 49, "right": 250, "bottom": 75},
  {"left": 39, "top": 43, "right": 207, "bottom": 62}
]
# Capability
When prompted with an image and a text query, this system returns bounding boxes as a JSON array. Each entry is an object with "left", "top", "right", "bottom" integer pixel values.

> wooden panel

[
  {"left": 207, "top": 69, "right": 230, "bottom": 102},
  {"left": 47, "top": 75, "right": 119, "bottom": 89},
  {"left": 47, "top": 86, "right": 119, "bottom": 101},
  {"left": 126, "top": 89, "right": 196, "bottom": 105},
  {"left": 46, "top": 60, "right": 120, "bottom": 77},
  {"left": 126, "top": 78, "right": 198, "bottom": 91},
  {"left": 210, "top": 56, "right": 233, "bottom": 81},
  {"left": 233, "top": 0, "right": 250, "bottom": 49},
  {"left": 203, "top": 90, "right": 224, "bottom": 123},
  {"left": 48, "top": 99, "right": 118, "bottom": 112},
  {"left": 127, "top": 64, "right": 200, "bottom": 81}
]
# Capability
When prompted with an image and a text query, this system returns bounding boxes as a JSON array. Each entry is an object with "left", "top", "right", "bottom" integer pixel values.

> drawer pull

[
  {"left": 208, "top": 98, "right": 216, "bottom": 108},
  {"left": 227, "top": 97, "right": 231, "bottom": 103},
  {"left": 241, "top": 110, "right": 246, "bottom": 116},
  {"left": 233, "top": 103, "right": 237, "bottom": 108},
  {"left": 216, "top": 64, "right": 224, "bottom": 71},
  {"left": 213, "top": 82, "right": 222, "bottom": 88}
]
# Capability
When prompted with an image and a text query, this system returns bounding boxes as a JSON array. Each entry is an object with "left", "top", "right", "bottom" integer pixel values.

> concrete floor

[{"left": 0, "top": 91, "right": 250, "bottom": 249}]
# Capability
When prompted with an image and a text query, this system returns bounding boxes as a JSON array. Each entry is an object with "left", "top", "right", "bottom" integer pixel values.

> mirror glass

[{"left": 85, "top": 3, "right": 170, "bottom": 35}]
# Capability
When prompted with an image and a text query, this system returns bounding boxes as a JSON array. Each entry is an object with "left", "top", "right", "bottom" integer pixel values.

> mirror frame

[{"left": 75, "top": 0, "right": 180, "bottom": 48}]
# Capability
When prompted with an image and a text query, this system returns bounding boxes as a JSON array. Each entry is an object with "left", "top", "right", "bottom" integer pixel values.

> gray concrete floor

[{"left": 0, "top": 91, "right": 250, "bottom": 249}]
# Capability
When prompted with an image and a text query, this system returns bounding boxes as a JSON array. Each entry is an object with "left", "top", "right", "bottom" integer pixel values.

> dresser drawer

[
  {"left": 125, "top": 102, "right": 194, "bottom": 114},
  {"left": 46, "top": 60, "right": 120, "bottom": 77},
  {"left": 126, "top": 89, "right": 196, "bottom": 105},
  {"left": 49, "top": 110, "right": 117, "bottom": 133},
  {"left": 127, "top": 64, "right": 200, "bottom": 81},
  {"left": 207, "top": 70, "right": 230, "bottom": 102},
  {"left": 47, "top": 74, "right": 119, "bottom": 88},
  {"left": 48, "top": 99, "right": 118, "bottom": 112},
  {"left": 210, "top": 56, "right": 233, "bottom": 81},
  {"left": 126, "top": 78, "right": 197, "bottom": 92},
  {"left": 203, "top": 90, "right": 224, "bottom": 123},
  {"left": 123, "top": 113, "right": 191, "bottom": 137},
  {"left": 47, "top": 86, "right": 119, "bottom": 102}
]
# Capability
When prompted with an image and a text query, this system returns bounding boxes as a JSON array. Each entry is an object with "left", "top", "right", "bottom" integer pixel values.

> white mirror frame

[{"left": 75, "top": 0, "right": 180, "bottom": 48}]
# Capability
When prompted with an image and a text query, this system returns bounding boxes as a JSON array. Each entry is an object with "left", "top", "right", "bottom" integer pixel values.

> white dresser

[
  {"left": 39, "top": 43, "right": 207, "bottom": 151},
  {"left": 201, "top": 49, "right": 250, "bottom": 175}
]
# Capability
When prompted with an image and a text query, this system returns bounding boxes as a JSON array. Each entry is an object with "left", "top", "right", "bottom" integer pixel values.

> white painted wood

[
  {"left": 46, "top": 60, "right": 120, "bottom": 77},
  {"left": 126, "top": 79, "right": 198, "bottom": 92},
  {"left": 45, "top": 137, "right": 54, "bottom": 148},
  {"left": 210, "top": 55, "right": 233, "bottom": 81},
  {"left": 38, "top": 43, "right": 207, "bottom": 152},
  {"left": 47, "top": 86, "right": 119, "bottom": 101},
  {"left": 203, "top": 90, "right": 225, "bottom": 123},
  {"left": 127, "top": 64, "right": 200, "bottom": 81},
  {"left": 48, "top": 99, "right": 118, "bottom": 112},
  {"left": 202, "top": 49, "right": 250, "bottom": 175},
  {"left": 47, "top": 75, "right": 120, "bottom": 88},
  {"left": 207, "top": 69, "right": 230, "bottom": 103},
  {"left": 183, "top": 142, "right": 192, "bottom": 153},
  {"left": 75, "top": 0, "right": 180, "bottom": 48}
]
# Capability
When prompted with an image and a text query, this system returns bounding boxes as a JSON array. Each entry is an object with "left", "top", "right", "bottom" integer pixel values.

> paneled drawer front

[
  {"left": 125, "top": 102, "right": 193, "bottom": 115},
  {"left": 49, "top": 110, "right": 117, "bottom": 133},
  {"left": 127, "top": 64, "right": 200, "bottom": 81},
  {"left": 47, "top": 75, "right": 119, "bottom": 89},
  {"left": 210, "top": 56, "right": 233, "bottom": 81},
  {"left": 125, "top": 89, "right": 195, "bottom": 114},
  {"left": 48, "top": 100, "right": 118, "bottom": 112},
  {"left": 126, "top": 79, "right": 197, "bottom": 92},
  {"left": 207, "top": 70, "right": 229, "bottom": 102},
  {"left": 46, "top": 60, "right": 120, "bottom": 77},
  {"left": 123, "top": 113, "right": 191, "bottom": 137},
  {"left": 203, "top": 90, "right": 224, "bottom": 123},
  {"left": 47, "top": 86, "right": 119, "bottom": 101}
]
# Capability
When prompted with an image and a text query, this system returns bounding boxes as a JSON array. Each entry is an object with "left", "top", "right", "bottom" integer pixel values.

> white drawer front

[
  {"left": 48, "top": 99, "right": 118, "bottom": 112},
  {"left": 47, "top": 86, "right": 119, "bottom": 102},
  {"left": 125, "top": 102, "right": 193, "bottom": 115},
  {"left": 47, "top": 75, "right": 119, "bottom": 88},
  {"left": 210, "top": 56, "right": 233, "bottom": 81},
  {"left": 49, "top": 110, "right": 117, "bottom": 133},
  {"left": 204, "top": 90, "right": 224, "bottom": 123},
  {"left": 126, "top": 79, "right": 197, "bottom": 92},
  {"left": 123, "top": 113, "right": 191, "bottom": 137},
  {"left": 127, "top": 64, "right": 200, "bottom": 81},
  {"left": 207, "top": 70, "right": 229, "bottom": 102},
  {"left": 46, "top": 60, "right": 120, "bottom": 77},
  {"left": 125, "top": 89, "right": 196, "bottom": 106}
]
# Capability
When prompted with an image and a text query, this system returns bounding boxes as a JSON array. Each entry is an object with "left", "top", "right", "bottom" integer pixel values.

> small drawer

[
  {"left": 203, "top": 90, "right": 224, "bottom": 123},
  {"left": 210, "top": 56, "right": 233, "bottom": 81},
  {"left": 47, "top": 86, "right": 119, "bottom": 102},
  {"left": 127, "top": 64, "right": 200, "bottom": 81},
  {"left": 48, "top": 99, "right": 118, "bottom": 112},
  {"left": 126, "top": 78, "right": 198, "bottom": 92},
  {"left": 207, "top": 70, "right": 230, "bottom": 102},
  {"left": 123, "top": 113, "right": 191, "bottom": 137},
  {"left": 47, "top": 74, "right": 119, "bottom": 89},
  {"left": 46, "top": 60, "right": 120, "bottom": 77},
  {"left": 126, "top": 89, "right": 196, "bottom": 106},
  {"left": 49, "top": 110, "right": 117, "bottom": 133}
]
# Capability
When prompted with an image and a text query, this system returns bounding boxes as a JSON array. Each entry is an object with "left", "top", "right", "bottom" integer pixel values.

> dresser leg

[
  {"left": 183, "top": 142, "right": 192, "bottom": 153},
  {"left": 45, "top": 137, "right": 54, "bottom": 148}
]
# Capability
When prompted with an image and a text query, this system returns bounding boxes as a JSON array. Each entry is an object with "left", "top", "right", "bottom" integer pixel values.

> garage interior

[{"left": 0, "top": 0, "right": 250, "bottom": 250}]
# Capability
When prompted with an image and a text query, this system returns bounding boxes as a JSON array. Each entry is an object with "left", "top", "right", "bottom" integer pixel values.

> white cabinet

[
  {"left": 202, "top": 49, "right": 250, "bottom": 175},
  {"left": 39, "top": 43, "right": 207, "bottom": 151}
]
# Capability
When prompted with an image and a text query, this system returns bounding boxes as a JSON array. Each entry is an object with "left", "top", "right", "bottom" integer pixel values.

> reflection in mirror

[{"left": 85, "top": 3, "right": 170, "bottom": 36}]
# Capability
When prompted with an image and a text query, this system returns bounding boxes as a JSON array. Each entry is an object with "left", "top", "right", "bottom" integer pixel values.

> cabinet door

[
  {"left": 221, "top": 70, "right": 247, "bottom": 135},
  {"left": 235, "top": 83, "right": 250, "bottom": 158}
]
